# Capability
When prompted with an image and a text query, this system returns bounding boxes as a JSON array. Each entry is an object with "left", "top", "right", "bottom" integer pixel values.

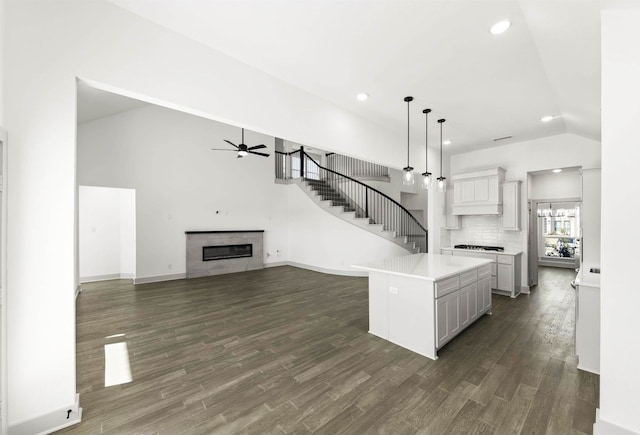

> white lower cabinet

[
  {"left": 478, "top": 276, "right": 491, "bottom": 313},
  {"left": 436, "top": 290, "right": 460, "bottom": 348},
  {"left": 436, "top": 275, "right": 489, "bottom": 349},
  {"left": 497, "top": 263, "right": 512, "bottom": 292}
]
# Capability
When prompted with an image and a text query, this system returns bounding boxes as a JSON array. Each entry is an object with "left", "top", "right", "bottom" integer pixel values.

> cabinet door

[
  {"left": 445, "top": 189, "right": 460, "bottom": 229},
  {"left": 459, "top": 285, "right": 470, "bottom": 328},
  {"left": 502, "top": 181, "right": 521, "bottom": 230},
  {"left": 436, "top": 291, "right": 460, "bottom": 347},
  {"left": 474, "top": 178, "right": 489, "bottom": 201},
  {"left": 478, "top": 276, "right": 491, "bottom": 314},
  {"left": 461, "top": 180, "right": 475, "bottom": 202},
  {"left": 468, "top": 282, "right": 478, "bottom": 321},
  {"left": 497, "top": 264, "right": 513, "bottom": 292}
]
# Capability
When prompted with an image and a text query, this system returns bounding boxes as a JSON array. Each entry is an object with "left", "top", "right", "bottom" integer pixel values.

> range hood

[{"left": 451, "top": 167, "right": 505, "bottom": 216}]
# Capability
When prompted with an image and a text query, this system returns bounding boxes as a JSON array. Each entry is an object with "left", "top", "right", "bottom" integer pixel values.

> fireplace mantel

[{"left": 185, "top": 230, "right": 264, "bottom": 278}]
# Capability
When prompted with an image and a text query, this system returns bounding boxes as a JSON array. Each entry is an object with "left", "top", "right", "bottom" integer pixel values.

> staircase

[
  {"left": 295, "top": 177, "right": 424, "bottom": 254},
  {"left": 276, "top": 148, "right": 428, "bottom": 253}
]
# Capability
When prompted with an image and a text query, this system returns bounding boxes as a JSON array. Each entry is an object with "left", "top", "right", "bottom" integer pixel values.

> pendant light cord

[
  {"left": 440, "top": 121, "right": 443, "bottom": 175},
  {"left": 407, "top": 100, "right": 410, "bottom": 166}
]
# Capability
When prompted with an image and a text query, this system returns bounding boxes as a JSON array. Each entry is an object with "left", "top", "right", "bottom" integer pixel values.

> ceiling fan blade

[
  {"left": 223, "top": 139, "right": 239, "bottom": 149},
  {"left": 210, "top": 148, "right": 237, "bottom": 151},
  {"left": 248, "top": 151, "right": 270, "bottom": 157},
  {"left": 247, "top": 144, "right": 266, "bottom": 150}
]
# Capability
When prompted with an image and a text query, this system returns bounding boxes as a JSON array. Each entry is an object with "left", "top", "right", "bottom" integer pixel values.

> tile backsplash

[{"left": 442, "top": 215, "right": 524, "bottom": 252}]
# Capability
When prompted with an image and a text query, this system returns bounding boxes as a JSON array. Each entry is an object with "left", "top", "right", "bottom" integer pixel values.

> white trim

[
  {"left": 8, "top": 394, "right": 81, "bottom": 435},
  {"left": 1, "top": 127, "right": 8, "bottom": 435},
  {"left": 264, "top": 261, "right": 288, "bottom": 268},
  {"left": 75, "top": 285, "right": 82, "bottom": 300},
  {"left": 520, "top": 285, "right": 530, "bottom": 294},
  {"left": 134, "top": 273, "right": 186, "bottom": 285},
  {"left": 80, "top": 273, "right": 135, "bottom": 283},
  {"left": 593, "top": 409, "right": 639, "bottom": 435},
  {"left": 286, "top": 261, "right": 368, "bottom": 277}
]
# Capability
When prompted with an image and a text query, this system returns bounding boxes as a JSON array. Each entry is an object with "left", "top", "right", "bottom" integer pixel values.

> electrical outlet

[
  {"left": 389, "top": 287, "right": 398, "bottom": 295},
  {"left": 276, "top": 250, "right": 281, "bottom": 258}
]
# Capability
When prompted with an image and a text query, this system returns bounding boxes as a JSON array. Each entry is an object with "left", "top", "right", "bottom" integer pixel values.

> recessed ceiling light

[
  {"left": 541, "top": 115, "right": 555, "bottom": 122},
  {"left": 356, "top": 93, "right": 369, "bottom": 101},
  {"left": 553, "top": 168, "right": 562, "bottom": 173},
  {"left": 443, "top": 140, "right": 452, "bottom": 145},
  {"left": 490, "top": 20, "right": 511, "bottom": 35}
]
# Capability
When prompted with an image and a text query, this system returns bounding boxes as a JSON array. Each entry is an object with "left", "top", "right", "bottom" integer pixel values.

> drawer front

[
  {"left": 436, "top": 275, "right": 460, "bottom": 298},
  {"left": 491, "top": 263, "right": 497, "bottom": 276},
  {"left": 460, "top": 269, "right": 478, "bottom": 287},
  {"left": 478, "top": 264, "right": 492, "bottom": 279},
  {"left": 498, "top": 255, "right": 513, "bottom": 265},
  {"left": 453, "top": 251, "right": 497, "bottom": 262}
]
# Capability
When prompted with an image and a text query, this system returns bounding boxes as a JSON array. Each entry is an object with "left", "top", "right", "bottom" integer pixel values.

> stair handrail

[{"left": 302, "top": 151, "right": 427, "bottom": 235}]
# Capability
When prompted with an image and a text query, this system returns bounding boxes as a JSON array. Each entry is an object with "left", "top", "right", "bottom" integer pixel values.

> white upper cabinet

[
  {"left": 501, "top": 180, "right": 522, "bottom": 230},
  {"left": 445, "top": 188, "right": 461, "bottom": 229},
  {"left": 452, "top": 167, "right": 505, "bottom": 215}
]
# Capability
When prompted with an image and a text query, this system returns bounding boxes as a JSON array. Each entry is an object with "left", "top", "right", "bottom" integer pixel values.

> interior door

[
  {"left": 528, "top": 200, "right": 539, "bottom": 287},
  {"left": 0, "top": 129, "right": 7, "bottom": 433}
]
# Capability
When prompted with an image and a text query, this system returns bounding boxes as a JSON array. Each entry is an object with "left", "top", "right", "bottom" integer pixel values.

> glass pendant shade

[
  {"left": 421, "top": 108, "right": 432, "bottom": 190},
  {"left": 437, "top": 176, "right": 447, "bottom": 192},
  {"left": 238, "top": 150, "right": 248, "bottom": 157},
  {"left": 403, "top": 167, "right": 415, "bottom": 186},
  {"left": 402, "top": 96, "right": 414, "bottom": 186},
  {"left": 421, "top": 172, "right": 432, "bottom": 189}
]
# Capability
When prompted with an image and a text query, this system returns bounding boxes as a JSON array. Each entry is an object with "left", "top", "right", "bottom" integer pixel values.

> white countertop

[
  {"left": 576, "top": 263, "right": 601, "bottom": 288},
  {"left": 441, "top": 247, "right": 523, "bottom": 256},
  {"left": 352, "top": 253, "right": 493, "bottom": 282}
]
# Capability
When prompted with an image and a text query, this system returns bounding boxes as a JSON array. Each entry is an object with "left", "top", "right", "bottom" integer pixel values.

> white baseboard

[
  {"left": 521, "top": 285, "right": 530, "bottom": 294},
  {"left": 286, "top": 261, "right": 368, "bottom": 277},
  {"left": 80, "top": 273, "right": 135, "bottom": 283},
  {"left": 130, "top": 263, "right": 366, "bottom": 286},
  {"left": 264, "top": 261, "right": 288, "bottom": 268},
  {"left": 134, "top": 273, "right": 186, "bottom": 285},
  {"left": 593, "top": 409, "right": 639, "bottom": 435},
  {"left": 9, "top": 394, "right": 81, "bottom": 435},
  {"left": 75, "top": 284, "right": 82, "bottom": 300}
]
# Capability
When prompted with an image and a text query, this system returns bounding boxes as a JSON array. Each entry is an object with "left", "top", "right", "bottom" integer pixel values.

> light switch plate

[{"left": 389, "top": 287, "right": 398, "bottom": 294}]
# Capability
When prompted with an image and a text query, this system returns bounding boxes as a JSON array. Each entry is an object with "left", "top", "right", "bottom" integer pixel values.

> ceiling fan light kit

[{"left": 211, "top": 128, "right": 270, "bottom": 158}]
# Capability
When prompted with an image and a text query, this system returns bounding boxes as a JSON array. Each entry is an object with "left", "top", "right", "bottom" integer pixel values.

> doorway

[
  {"left": 527, "top": 167, "right": 582, "bottom": 287},
  {"left": 78, "top": 186, "right": 136, "bottom": 283}
]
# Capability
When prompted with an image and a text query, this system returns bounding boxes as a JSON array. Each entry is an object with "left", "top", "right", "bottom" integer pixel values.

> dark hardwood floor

[{"left": 57, "top": 265, "right": 598, "bottom": 434}]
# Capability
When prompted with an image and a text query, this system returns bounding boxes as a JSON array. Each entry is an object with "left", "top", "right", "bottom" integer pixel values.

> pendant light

[
  {"left": 402, "top": 96, "right": 415, "bottom": 186},
  {"left": 436, "top": 118, "right": 447, "bottom": 192},
  {"left": 421, "top": 108, "right": 432, "bottom": 190}
]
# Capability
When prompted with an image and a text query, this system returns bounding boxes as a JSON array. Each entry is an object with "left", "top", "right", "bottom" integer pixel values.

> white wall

[
  {"left": 0, "top": 0, "right": 4, "bottom": 127},
  {"left": 529, "top": 170, "right": 582, "bottom": 200},
  {"left": 597, "top": 9, "right": 640, "bottom": 435},
  {"left": 78, "top": 104, "right": 289, "bottom": 282},
  {"left": 448, "top": 133, "right": 600, "bottom": 287},
  {"left": 287, "top": 185, "right": 409, "bottom": 272},
  {"left": 79, "top": 186, "right": 135, "bottom": 281},
  {"left": 3, "top": 0, "right": 411, "bottom": 427}
]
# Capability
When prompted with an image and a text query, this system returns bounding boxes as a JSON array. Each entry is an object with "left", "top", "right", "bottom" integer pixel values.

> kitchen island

[{"left": 353, "top": 253, "right": 493, "bottom": 360}]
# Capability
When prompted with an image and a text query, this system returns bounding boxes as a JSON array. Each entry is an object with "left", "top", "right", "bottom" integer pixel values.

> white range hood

[{"left": 451, "top": 167, "right": 505, "bottom": 215}]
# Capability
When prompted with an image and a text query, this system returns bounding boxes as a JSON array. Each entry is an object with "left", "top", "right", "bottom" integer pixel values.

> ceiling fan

[{"left": 211, "top": 128, "right": 270, "bottom": 158}]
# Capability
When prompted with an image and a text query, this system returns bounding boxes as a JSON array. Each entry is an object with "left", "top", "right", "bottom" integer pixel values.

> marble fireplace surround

[{"left": 185, "top": 230, "right": 264, "bottom": 278}]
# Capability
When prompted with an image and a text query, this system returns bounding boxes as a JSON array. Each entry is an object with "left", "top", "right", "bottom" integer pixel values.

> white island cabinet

[{"left": 353, "top": 254, "right": 492, "bottom": 360}]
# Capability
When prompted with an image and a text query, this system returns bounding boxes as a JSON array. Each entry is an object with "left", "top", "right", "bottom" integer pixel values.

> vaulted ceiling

[{"left": 102, "top": 0, "right": 622, "bottom": 153}]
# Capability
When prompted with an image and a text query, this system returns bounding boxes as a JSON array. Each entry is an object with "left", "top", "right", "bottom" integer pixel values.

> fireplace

[
  {"left": 185, "top": 230, "right": 264, "bottom": 278},
  {"left": 203, "top": 244, "right": 252, "bottom": 261}
]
